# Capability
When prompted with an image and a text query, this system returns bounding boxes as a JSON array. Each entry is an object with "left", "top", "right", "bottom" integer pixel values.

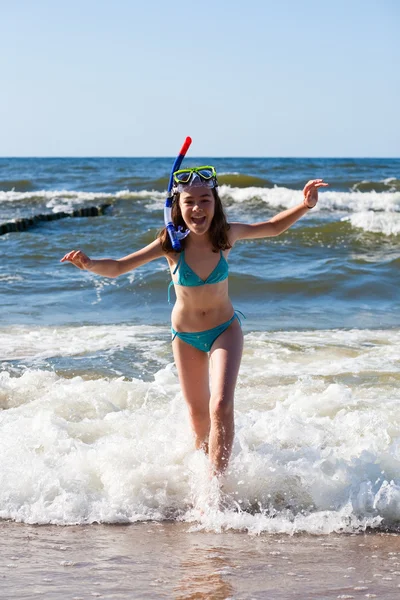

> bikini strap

[
  {"left": 234, "top": 309, "right": 246, "bottom": 326},
  {"left": 173, "top": 251, "right": 183, "bottom": 275}
]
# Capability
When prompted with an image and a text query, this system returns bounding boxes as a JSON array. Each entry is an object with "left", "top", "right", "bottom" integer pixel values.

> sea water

[{"left": 1, "top": 157, "right": 399, "bottom": 534}]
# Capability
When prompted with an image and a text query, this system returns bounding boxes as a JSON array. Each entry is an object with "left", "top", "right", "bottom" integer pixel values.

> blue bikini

[
  {"left": 169, "top": 250, "right": 243, "bottom": 352},
  {"left": 168, "top": 249, "right": 228, "bottom": 302}
]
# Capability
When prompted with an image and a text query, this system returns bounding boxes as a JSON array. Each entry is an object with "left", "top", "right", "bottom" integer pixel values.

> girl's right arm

[{"left": 60, "top": 238, "right": 165, "bottom": 278}]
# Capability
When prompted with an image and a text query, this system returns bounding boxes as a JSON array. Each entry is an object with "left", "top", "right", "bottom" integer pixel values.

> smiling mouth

[{"left": 191, "top": 216, "right": 206, "bottom": 225}]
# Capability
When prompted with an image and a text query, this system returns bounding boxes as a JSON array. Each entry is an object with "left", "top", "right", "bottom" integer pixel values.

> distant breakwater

[{"left": 0, "top": 203, "right": 111, "bottom": 236}]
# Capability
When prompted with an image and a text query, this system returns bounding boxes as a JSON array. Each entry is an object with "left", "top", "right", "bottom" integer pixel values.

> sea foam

[
  {"left": 1, "top": 325, "right": 399, "bottom": 533},
  {"left": 341, "top": 211, "right": 400, "bottom": 236},
  {"left": 2, "top": 186, "right": 400, "bottom": 236}
]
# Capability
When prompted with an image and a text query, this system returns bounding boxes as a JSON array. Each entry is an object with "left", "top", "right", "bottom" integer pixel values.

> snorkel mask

[
  {"left": 173, "top": 166, "right": 218, "bottom": 193},
  {"left": 164, "top": 138, "right": 218, "bottom": 251}
]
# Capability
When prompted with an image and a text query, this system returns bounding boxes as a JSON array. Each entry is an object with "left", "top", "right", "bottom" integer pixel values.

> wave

[
  {"left": 1, "top": 186, "right": 400, "bottom": 237},
  {"left": 0, "top": 188, "right": 164, "bottom": 202},
  {"left": 1, "top": 325, "right": 400, "bottom": 532},
  {"left": 342, "top": 211, "right": 400, "bottom": 236},
  {"left": 216, "top": 174, "right": 400, "bottom": 193},
  {"left": 0, "top": 188, "right": 164, "bottom": 215},
  {"left": 351, "top": 178, "right": 400, "bottom": 193},
  {"left": 0, "top": 323, "right": 166, "bottom": 362},
  {"left": 113, "top": 176, "right": 170, "bottom": 191},
  {"left": 2, "top": 167, "right": 398, "bottom": 194},
  {"left": 218, "top": 185, "right": 400, "bottom": 212},
  {"left": 0, "top": 179, "right": 34, "bottom": 192},
  {"left": 1, "top": 185, "right": 399, "bottom": 210},
  {"left": 217, "top": 173, "right": 274, "bottom": 188}
]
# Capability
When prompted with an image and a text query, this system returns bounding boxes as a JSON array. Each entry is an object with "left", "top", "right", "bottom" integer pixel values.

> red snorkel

[{"left": 164, "top": 136, "right": 192, "bottom": 251}]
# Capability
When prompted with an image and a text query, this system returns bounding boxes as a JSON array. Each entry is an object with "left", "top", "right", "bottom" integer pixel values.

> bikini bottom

[{"left": 171, "top": 311, "right": 244, "bottom": 353}]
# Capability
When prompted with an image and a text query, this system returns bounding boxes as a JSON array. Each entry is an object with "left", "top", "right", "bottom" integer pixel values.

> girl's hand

[
  {"left": 60, "top": 250, "right": 92, "bottom": 270},
  {"left": 303, "top": 179, "right": 329, "bottom": 209}
]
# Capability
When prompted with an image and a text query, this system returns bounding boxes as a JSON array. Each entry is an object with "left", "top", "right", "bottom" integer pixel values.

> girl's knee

[
  {"left": 184, "top": 398, "right": 210, "bottom": 422},
  {"left": 210, "top": 394, "right": 234, "bottom": 420},
  {"left": 189, "top": 406, "right": 210, "bottom": 423}
]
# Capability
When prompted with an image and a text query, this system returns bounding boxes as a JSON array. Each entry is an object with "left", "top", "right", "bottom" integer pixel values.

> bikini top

[{"left": 168, "top": 249, "right": 229, "bottom": 303}]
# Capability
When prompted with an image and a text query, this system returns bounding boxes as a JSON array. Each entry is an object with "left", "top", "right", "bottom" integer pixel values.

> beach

[
  {"left": 1, "top": 157, "right": 400, "bottom": 597},
  {"left": 1, "top": 522, "right": 400, "bottom": 599}
]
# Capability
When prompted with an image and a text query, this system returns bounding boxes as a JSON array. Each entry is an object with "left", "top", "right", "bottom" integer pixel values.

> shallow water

[{"left": 1, "top": 522, "right": 400, "bottom": 599}]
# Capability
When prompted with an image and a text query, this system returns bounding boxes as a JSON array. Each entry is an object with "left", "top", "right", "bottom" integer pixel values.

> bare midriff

[{"left": 171, "top": 280, "right": 234, "bottom": 332}]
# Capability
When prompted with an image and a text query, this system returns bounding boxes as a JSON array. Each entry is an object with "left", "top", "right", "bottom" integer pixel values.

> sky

[{"left": 1, "top": 0, "right": 399, "bottom": 157}]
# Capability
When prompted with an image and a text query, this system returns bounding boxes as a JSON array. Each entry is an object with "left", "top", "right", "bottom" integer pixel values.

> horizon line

[{"left": 1, "top": 155, "right": 399, "bottom": 160}]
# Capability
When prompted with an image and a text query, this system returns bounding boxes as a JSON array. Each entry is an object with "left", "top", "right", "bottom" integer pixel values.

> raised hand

[
  {"left": 303, "top": 179, "right": 329, "bottom": 209},
  {"left": 60, "top": 250, "right": 92, "bottom": 270}
]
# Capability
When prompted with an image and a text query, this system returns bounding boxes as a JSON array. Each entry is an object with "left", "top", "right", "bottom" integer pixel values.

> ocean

[{"left": 1, "top": 156, "right": 400, "bottom": 598}]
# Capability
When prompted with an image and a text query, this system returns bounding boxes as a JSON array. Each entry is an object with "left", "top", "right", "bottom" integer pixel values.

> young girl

[{"left": 61, "top": 168, "right": 328, "bottom": 476}]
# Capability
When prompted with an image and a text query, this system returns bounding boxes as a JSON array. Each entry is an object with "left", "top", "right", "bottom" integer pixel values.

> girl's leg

[
  {"left": 172, "top": 337, "right": 211, "bottom": 451},
  {"left": 209, "top": 318, "right": 243, "bottom": 475}
]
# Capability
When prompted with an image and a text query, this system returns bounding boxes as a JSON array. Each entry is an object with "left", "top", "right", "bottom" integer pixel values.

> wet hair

[{"left": 158, "top": 187, "right": 231, "bottom": 253}]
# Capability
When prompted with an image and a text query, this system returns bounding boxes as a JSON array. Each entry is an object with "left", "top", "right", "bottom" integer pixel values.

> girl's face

[{"left": 179, "top": 187, "right": 215, "bottom": 235}]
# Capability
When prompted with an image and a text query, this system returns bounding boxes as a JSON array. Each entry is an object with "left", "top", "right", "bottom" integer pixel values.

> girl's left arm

[{"left": 230, "top": 179, "right": 328, "bottom": 242}]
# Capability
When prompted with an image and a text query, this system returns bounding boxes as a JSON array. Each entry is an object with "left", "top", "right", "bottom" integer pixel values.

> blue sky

[{"left": 1, "top": 0, "right": 399, "bottom": 157}]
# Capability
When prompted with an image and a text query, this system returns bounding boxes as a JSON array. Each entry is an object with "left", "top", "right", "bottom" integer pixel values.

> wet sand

[{"left": 1, "top": 521, "right": 400, "bottom": 599}]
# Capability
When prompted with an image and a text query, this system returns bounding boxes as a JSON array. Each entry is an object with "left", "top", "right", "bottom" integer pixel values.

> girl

[{"left": 61, "top": 168, "right": 328, "bottom": 476}]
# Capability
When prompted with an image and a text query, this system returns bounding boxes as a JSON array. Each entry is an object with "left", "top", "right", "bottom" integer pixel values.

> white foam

[
  {"left": 342, "top": 211, "right": 400, "bottom": 236},
  {"left": 0, "top": 189, "right": 113, "bottom": 204},
  {"left": 241, "top": 328, "right": 400, "bottom": 381},
  {"left": 1, "top": 326, "right": 400, "bottom": 532},
  {"left": 217, "top": 185, "right": 400, "bottom": 214},
  {"left": 0, "top": 188, "right": 165, "bottom": 213},
  {"left": 0, "top": 324, "right": 167, "bottom": 362},
  {"left": 0, "top": 274, "right": 24, "bottom": 283},
  {"left": 2, "top": 186, "right": 399, "bottom": 216},
  {"left": 143, "top": 186, "right": 400, "bottom": 225}
]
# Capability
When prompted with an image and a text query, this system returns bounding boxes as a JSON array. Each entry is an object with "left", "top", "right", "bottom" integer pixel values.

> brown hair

[{"left": 158, "top": 187, "right": 231, "bottom": 253}]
